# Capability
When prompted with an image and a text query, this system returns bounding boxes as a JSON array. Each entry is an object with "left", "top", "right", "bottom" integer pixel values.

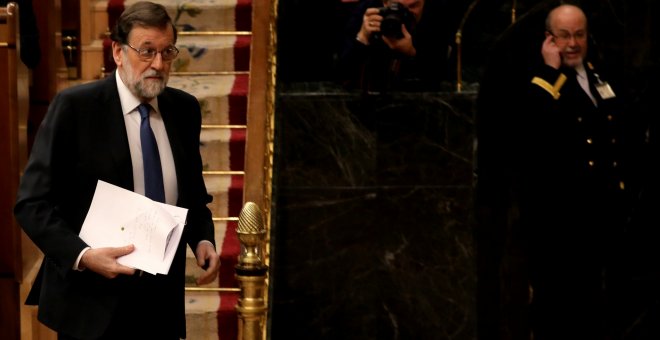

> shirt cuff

[
  {"left": 197, "top": 240, "right": 215, "bottom": 250},
  {"left": 73, "top": 247, "right": 91, "bottom": 271}
]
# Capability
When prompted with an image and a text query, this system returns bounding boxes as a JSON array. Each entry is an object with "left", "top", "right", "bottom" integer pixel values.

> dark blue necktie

[{"left": 138, "top": 103, "right": 165, "bottom": 203}]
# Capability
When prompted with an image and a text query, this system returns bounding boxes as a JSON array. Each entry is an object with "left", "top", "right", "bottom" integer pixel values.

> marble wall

[{"left": 268, "top": 88, "right": 477, "bottom": 339}]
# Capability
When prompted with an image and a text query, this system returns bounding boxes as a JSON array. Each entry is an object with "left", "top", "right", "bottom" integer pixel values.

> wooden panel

[
  {"left": 0, "top": 46, "right": 18, "bottom": 275},
  {"left": 1, "top": 1, "right": 22, "bottom": 278},
  {"left": 79, "top": 0, "right": 91, "bottom": 45},
  {"left": 0, "top": 279, "right": 20, "bottom": 340},
  {"left": 1, "top": 4, "right": 23, "bottom": 339},
  {"left": 1, "top": 3, "right": 48, "bottom": 339}
]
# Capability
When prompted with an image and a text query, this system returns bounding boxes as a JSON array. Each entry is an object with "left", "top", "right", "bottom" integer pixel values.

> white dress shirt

[
  {"left": 576, "top": 63, "right": 598, "bottom": 107},
  {"left": 116, "top": 73, "right": 178, "bottom": 205}
]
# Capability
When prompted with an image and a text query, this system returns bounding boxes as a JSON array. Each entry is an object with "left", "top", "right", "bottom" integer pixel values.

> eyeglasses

[
  {"left": 550, "top": 30, "right": 587, "bottom": 43},
  {"left": 125, "top": 43, "right": 179, "bottom": 61}
]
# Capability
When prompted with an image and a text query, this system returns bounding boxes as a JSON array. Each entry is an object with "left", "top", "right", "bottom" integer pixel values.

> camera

[{"left": 377, "top": 2, "right": 414, "bottom": 39}]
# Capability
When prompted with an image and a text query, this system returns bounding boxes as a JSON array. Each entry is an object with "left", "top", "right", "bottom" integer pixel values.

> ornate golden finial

[
  {"left": 235, "top": 202, "right": 268, "bottom": 340},
  {"left": 237, "top": 201, "right": 267, "bottom": 268}
]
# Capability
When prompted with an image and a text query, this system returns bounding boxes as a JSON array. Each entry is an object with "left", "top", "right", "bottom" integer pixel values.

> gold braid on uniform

[{"left": 531, "top": 73, "right": 567, "bottom": 100}]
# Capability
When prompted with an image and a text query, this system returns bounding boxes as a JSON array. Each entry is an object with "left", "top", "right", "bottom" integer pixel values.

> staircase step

[
  {"left": 183, "top": 220, "right": 240, "bottom": 338},
  {"left": 185, "top": 219, "right": 238, "bottom": 287},
  {"left": 200, "top": 127, "right": 246, "bottom": 171},
  {"left": 217, "top": 291, "right": 239, "bottom": 340},
  {"left": 174, "top": 34, "right": 251, "bottom": 73},
  {"left": 168, "top": 74, "right": 248, "bottom": 126},
  {"left": 185, "top": 290, "right": 239, "bottom": 340},
  {"left": 185, "top": 292, "right": 221, "bottom": 339},
  {"left": 203, "top": 174, "right": 244, "bottom": 218},
  {"left": 123, "top": 0, "right": 252, "bottom": 31},
  {"left": 228, "top": 128, "right": 246, "bottom": 171},
  {"left": 228, "top": 73, "right": 248, "bottom": 125},
  {"left": 184, "top": 219, "right": 239, "bottom": 339}
]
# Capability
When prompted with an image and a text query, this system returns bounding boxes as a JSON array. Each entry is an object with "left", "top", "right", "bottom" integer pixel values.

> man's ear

[{"left": 112, "top": 41, "right": 123, "bottom": 66}]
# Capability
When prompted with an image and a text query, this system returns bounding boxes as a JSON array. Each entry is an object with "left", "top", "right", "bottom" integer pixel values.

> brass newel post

[
  {"left": 235, "top": 202, "right": 268, "bottom": 340},
  {"left": 455, "top": 30, "right": 463, "bottom": 93},
  {"left": 455, "top": 0, "right": 480, "bottom": 92},
  {"left": 511, "top": 0, "right": 517, "bottom": 24}
]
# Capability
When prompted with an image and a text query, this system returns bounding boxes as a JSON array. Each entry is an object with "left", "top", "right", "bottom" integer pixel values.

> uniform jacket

[{"left": 515, "top": 61, "right": 631, "bottom": 260}]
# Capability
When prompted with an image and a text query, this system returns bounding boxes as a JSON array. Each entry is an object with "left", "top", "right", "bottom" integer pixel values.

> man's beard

[
  {"left": 562, "top": 46, "right": 585, "bottom": 69},
  {"left": 121, "top": 54, "right": 168, "bottom": 99}
]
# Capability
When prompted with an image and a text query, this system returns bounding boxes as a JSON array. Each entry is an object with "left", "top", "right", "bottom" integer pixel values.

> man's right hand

[
  {"left": 542, "top": 34, "right": 562, "bottom": 69},
  {"left": 79, "top": 245, "right": 136, "bottom": 278}
]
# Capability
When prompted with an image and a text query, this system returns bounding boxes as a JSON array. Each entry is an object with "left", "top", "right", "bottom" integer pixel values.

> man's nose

[
  {"left": 150, "top": 52, "right": 164, "bottom": 70},
  {"left": 567, "top": 35, "right": 579, "bottom": 45}
]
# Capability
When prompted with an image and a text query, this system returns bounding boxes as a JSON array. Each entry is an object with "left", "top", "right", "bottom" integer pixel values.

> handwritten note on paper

[
  {"left": 79, "top": 180, "right": 188, "bottom": 275},
  {"left": 156, "top": 202, "right": 188, "bottom": 274},
  {"left": 116, "top": 205, "right": 178, "bottom": 273}
]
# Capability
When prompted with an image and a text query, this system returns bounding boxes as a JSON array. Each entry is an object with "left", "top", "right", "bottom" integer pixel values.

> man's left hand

[
  {"left": 382, "top": 24, "right": 416, "bottom": 57},
  {"left": 195, "top": 242, "right": 220, "bottom": 285}
]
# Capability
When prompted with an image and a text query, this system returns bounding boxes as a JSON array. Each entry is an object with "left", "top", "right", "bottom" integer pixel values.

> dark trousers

[{"left": 57, "top": 273, "right": 182, "bottom": 340}]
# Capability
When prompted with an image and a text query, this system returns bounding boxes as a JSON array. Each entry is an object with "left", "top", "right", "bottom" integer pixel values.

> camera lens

[{"left": 378, "top": 2, "right": 407, "bottom": 39}]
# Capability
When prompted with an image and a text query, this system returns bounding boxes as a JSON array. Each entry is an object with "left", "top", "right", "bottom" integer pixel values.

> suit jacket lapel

[{"left": 100, "top": 73, "right": 134, "bottom": 191}]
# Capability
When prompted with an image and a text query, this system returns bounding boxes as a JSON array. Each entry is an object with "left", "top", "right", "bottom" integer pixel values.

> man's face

[
  {"left": 388, "top": 0, "right": 424, "bottom": 22},
  {"left": 113, "top": 25, "right": 175, "bottom": 101},
  {"left": 548, "top": 6, "right": 588, "bottom": 68}
]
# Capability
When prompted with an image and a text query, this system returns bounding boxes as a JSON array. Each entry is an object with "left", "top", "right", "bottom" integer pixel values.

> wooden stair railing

[
  {"left": 0, "top": 5, "right": 22, "bottom": 338},
  {"left": 1, "top": 2, "right": 55, "bottom": 339}
]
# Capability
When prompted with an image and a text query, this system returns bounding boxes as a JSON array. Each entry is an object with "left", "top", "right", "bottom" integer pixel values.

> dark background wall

[
  {"left": 275, "top": 0, "right": 658, "bottom": 89},
  {"left": 269, "top": 1, "right": 658, "bottom": 339}
]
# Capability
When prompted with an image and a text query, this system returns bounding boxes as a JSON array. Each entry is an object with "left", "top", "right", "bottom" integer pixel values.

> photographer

[{"left": 338, "top": 0, "right": 452, "bottom": 92}]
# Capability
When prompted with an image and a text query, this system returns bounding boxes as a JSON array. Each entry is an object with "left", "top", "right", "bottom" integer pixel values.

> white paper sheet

[{"left": 79, "top": 180, "right": 188, "bottom": 275}]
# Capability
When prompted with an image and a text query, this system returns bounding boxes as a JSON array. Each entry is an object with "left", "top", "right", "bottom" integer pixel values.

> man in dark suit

[{"left": 13, "top": 2, "right": 219, "bottom": 339}]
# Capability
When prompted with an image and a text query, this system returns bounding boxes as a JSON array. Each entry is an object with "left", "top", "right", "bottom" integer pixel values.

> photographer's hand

[
  {"left": 382, "top": 24, "right": 416, "bottom": 57},
  {"left": 358, "top": 8, "right": 382, "bottom": 45}
]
